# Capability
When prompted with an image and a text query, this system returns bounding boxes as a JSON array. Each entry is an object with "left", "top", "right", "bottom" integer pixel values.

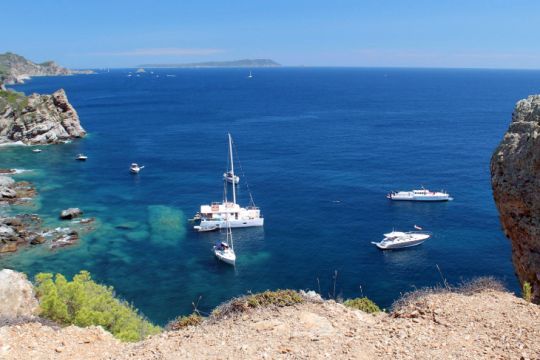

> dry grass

[
  {"left": 391, "top": 276, "right": 505, "bottom": 312},
  {"left": 210, "top": 290, "right": 304, "bottom": 321},
  {"left": 165, "top": 313, "right": 203, "bottom": 331}
]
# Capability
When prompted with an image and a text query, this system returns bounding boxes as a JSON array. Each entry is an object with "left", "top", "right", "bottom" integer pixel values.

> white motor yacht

[
  {"left": 194, "top": 133, "right": 264, "bottom": 230},
  {"left": 32, "top": 149, "right": 42, "bottom": 153},
  {"left": 76, "top": 154, "right": 88, "bottom": 161},
  {"left": 387, "top": 188, "right": 452, "bottom": 201},
  {"left": 372, "top": 230, "right": 431, "bottom": 250}
]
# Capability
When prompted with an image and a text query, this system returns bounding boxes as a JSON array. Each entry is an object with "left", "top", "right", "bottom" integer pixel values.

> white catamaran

[{"left": 193, "top": 133, "right": 264, "bottom": 231}]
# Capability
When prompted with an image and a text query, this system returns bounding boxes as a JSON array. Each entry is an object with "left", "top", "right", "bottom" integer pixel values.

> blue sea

[{"left": 2, "top": 67, "right": 538, "bottom": 325}]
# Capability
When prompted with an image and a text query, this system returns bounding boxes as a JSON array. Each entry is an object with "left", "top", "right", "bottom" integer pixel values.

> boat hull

[
  {"left": 214, "top": 248, "right": 236, "bottom": 265},
  {"left": 197, "top": 217, "right": 264, "bottom": 230},
  {"left": 388, "top": 196, "right": 451, "bottom": 202},
  {"left": 372, "top": 239, "right": 427, "bottom": 250}
]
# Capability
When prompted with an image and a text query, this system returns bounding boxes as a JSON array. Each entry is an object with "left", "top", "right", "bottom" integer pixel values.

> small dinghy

[
  {"left": 372, "top": 227, "right": 431, "bottom": 250},
  {"left": 194, "top": 224, "right": 219, "bottom": 232},
  {"left": 32, "top": 149, "right": 42, "bottom": 153},
  {"left": 223, "top": 171, "right": 240, "bottom": 184},
  {"left": 130, "top": 163, "right": 144, "bottom": 174},
  {"left": 76, "top": 154, "right": 88, "bottom": 161}
]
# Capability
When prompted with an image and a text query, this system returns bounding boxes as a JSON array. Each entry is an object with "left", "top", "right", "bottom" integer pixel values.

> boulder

[
  {"left": 0, "top": 269, "right": 39, "bottom": 319},
  {"left": 60, "top": 208, "right": 83, "bottom": 220}
]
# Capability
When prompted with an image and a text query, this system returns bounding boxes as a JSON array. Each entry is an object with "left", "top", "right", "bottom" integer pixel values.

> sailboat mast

[{"left": 228, "top": 133, "right": 236, "bottom": 204}]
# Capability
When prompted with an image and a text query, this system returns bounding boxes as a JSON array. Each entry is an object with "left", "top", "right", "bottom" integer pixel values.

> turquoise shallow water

[{"left": 1, "top": 68, "right": 538, "bottom": 324}]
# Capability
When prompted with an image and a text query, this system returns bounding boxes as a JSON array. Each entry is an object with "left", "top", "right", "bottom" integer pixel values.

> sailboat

[
  {"left": 213, "top": 218, "right": 236, "bottom": 265},
  {"left": 193, "top": 133, "right": 264, "bottom": 231},
  {"left": 248, "top": 71, "right": 253, "bottom": 79}
]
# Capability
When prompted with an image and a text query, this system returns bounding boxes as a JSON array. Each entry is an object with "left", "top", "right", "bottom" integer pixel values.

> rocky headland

[
  {"left": 491, "top": 94, "right": 540, "bottom": 303},
  {"left": 0, "top": 52, "right": 93, "bottom": 86},
  {"left": 0, "top": 88, "right": 86, "bottom": 145}
]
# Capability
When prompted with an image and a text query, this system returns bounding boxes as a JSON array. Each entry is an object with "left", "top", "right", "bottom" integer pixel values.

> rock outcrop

[
  {"left": 491, "top": 94, "right": 540, "bottom": 302},
  {"left": 0, "top": 269, "right": 39, "bottom": 320},
  {"left": 60, "top": 208, "right": 83, "bottom": 220},
  {"left": 0, "top": 89, "right": 86, "bottom": 144}
]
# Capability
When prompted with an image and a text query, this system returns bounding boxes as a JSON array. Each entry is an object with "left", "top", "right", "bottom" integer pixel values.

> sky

[{"left": 2, "top": 0, "right": 540, "bottom": 69}]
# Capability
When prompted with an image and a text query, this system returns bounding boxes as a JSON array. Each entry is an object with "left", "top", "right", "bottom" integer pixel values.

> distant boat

[
  {"left": 130, "top": 163, "right": 144, "bottom": 174},
  {"left": 76, "top": 154, "right": 88, "bottom": 161},
  {"left": 223, "top": 171, "right": 240, "bottom": 185},
  {"left": 372, "top": 229, "right": 431, "bottom": 250},
  {"left": 387, "top": 188, "right": 452, "bottom": 202},
  {"left": 248, "top": 71, "right": 253, "bottom": 79},
  {"left": 32, "top": 149, "right": 42, "bottom": 153}
]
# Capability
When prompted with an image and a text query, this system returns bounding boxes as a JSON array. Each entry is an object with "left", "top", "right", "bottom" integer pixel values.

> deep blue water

[{"left": 2, "top": 67, "right": 538, "bottom": 325}]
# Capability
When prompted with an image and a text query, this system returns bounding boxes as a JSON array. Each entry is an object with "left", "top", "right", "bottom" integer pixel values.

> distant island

[{"left": 138, "top": 59, "right": 281, "bottom": 68}]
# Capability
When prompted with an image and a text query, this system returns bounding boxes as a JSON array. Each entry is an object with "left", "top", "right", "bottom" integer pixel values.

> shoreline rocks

[{"left": 491, "top": 94, "right": 540, "bottom": 303}]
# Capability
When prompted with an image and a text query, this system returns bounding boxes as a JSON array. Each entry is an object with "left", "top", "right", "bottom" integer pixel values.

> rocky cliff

[
  {"left": 0, "top": 89, "right": 86, "bottom": 144},
  {"left": 491, "top": 95, "right": 540, "bottom": 303}
]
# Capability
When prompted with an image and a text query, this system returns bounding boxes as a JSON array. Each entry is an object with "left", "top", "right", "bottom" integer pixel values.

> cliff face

[
  {"left": 0, "top": 89, "right": 86, "bottom": 144},
  {"left": 491, "top": 95, "right": 540, "bottom": 302}
]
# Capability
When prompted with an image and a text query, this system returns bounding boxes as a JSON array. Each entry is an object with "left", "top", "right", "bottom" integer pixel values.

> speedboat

[
  {"left": 372, "top": 230, "right": 431, "bottom": 250},
  {"left": 223, "top": 171, "right": 240, "bottom": 184},
  {"left": 130, "top": 163, "right": 144, "bottom": 174},
  {"left": 76, "top": 154, "right": 88, "bottom": 161},
  {"left": 32, "top": 149, "right": 42, "bottom": 153},
  {"left": 387, "top": 188, "right": 452, "bottom": 201}
]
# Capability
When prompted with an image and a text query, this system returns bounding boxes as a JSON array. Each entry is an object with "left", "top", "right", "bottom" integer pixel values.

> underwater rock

[{"left": 147, "top": 205, "right": 186, "bottom": 246}]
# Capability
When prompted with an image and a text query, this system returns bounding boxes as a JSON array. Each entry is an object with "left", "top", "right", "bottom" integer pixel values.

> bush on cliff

[
  {"left": 343, "top": 297, "right": 381, "bottom": 313},
  {"left": 34, "top": 270, "right": 161, "bottom": 342}
]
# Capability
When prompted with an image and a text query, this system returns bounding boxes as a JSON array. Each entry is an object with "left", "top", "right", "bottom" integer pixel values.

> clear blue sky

[{"left": 3, "top": 0, "right": 540, "bottom": 69}]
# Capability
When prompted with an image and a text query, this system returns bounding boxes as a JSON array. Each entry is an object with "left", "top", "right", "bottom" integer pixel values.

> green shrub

[
  {"left": 523, "top": 281, "right": 532, "bottom": 303},
  {"left": 166, "top": 313, "right": 203, "bottom": 331},
  {"left": 343, "top": 297, "right": 381, "bottom": 313},
  {"left": 34, "top": 271, "right": 161, "bottom": 342}
]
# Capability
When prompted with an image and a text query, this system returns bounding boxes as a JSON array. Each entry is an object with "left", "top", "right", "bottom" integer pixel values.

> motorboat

[
  {"left": 193, "top": 133, "right": 264, "bottom": 230},
  {"left": 372, "top": 229, "right": 431, "bottom": 250},
  {"left": 76, "top": 154, "right": 88, "bottom": 161},
  {"left": 130, "top": 163, "right": 144, "bottom": 174},
  {"left": 223, "top": 171, "right": 240, "bottom": 184},
  {"left": 32, "top": 149, "right": 42, "bottom": 153},
  {"left": 387, "top": 188, "right": 452, "bottom": 201}
]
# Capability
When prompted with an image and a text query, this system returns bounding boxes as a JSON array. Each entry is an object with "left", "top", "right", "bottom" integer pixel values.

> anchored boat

[
  {"left": 130, "top": 163, "right": 144, "bottom": 174},
  {"left": 387, "top": 188, "right": 452, "bottom": 201},
  {"left": 372, "top": 229, "right": 431, "bottom": 250},
  {"left": 223, "top": 171, "right": 239, "bottom": 185},
  {"left": 193, "top": 133, "right": 263, "bottom": 231}
]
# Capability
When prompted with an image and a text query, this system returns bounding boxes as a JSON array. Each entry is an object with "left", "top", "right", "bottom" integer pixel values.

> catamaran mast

[{"left": 228, "top": 132, "right": 236, "bottom": 204}]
